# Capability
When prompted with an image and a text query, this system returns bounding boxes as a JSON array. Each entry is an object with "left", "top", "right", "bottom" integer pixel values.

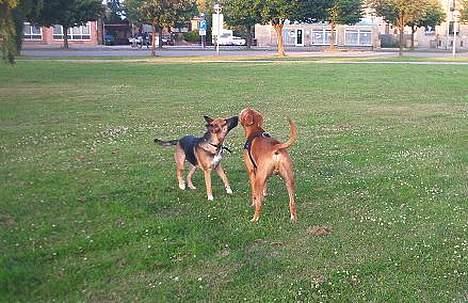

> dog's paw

[
  {"left": 226, "top": 187, "right": 233, "bottom": 194},
  {"left": 250, "top": 216, "right": 259, "bottom": 223},
  {"left": 188, "top": 184, "right": 196, "bottom": 190},
  {"left": 178, "top": 183, "right": 186, "bottom": 190},
  {"left": 290, "top": 215, "right": 298, "bottom": 223},
  {"left": 207, "top": 194, "right": 214, "bottom": 201}
]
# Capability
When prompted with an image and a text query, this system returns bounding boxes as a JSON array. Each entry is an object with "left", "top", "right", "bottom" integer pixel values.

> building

[
  {"left": 405, "top": 0, "right": 467, "bottom": 49},
  {"left": 254, "top": 0, "right": 467, "bottom": 50},
  {"left": 22, "top": 22, "right": 100, "bottom": 47},
  {"left": 255, "top": 19, "right": 380, "bottom": 49}
]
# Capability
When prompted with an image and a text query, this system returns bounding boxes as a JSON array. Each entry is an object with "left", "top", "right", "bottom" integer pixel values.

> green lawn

[{"left": 0, "top": 60, "right": 467, "bottom": 302}]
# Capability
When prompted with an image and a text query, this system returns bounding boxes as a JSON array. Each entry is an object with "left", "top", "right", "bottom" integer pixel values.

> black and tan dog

[
  {"left": 155, "top": 115, "right": 238, "bottom": 201},
  {"left": 239, "top": 108, "right": 297, "bottom": 223}
]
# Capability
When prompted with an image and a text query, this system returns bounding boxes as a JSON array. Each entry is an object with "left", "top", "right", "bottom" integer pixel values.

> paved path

[{"left": 21, "top": 45, "right": 468, "bottom": 59}]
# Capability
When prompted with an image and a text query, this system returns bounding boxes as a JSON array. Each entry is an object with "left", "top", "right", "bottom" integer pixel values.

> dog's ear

[
  {"left": 204, "top": 115, "right": 214, "bottom": 124},
  {"left": 226, "top": 116, "right": 239, "bottom": 131},
  {"left": 243, "top": 113, "right": 255, "bottom": 126},
  {"left": 254, "top": 113, "right": 263, "bottom": 127}
]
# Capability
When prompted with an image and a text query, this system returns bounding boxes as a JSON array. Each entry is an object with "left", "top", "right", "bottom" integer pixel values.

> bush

[{"left": 183, "top": 31, "right": 200, "bottom": 43}]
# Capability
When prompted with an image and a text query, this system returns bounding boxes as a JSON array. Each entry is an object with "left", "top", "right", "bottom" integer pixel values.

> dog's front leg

[
  {"left": 203, "top": 169, "right": 214, "bottom": 201},
  {"left": 187, "top": 165, "right": 197, "bottom": 190},
  {"left": 215, "top": 164, "right": 232, "bottom": 194}
]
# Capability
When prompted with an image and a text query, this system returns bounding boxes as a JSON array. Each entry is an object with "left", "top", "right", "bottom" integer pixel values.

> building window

[
  {"left": 359, "top": 30, "right": 372, "bottom": 46},
  {"left": 23, "top": 22, "right": 42, "bottom": 40},
  {"left": 53, "top": 23, "right": 91, "bottom": 40},
  {"left": 311, "top": 29, "right": 336, "bottom": 45},
  {"left": 345, "top": 30, "right": 359, "bottom": 45},
  {"left": 448, "top": 21, "right": 459, "bottom": 35},
  {"left": 284, "top": 30, "right": 296, "bottom": 46},
  {"left": 345, "top": 29, "right": 372, "bottom": 46},
  {"left": 424, "top": 26, "right": 435, "bottom": 35}
]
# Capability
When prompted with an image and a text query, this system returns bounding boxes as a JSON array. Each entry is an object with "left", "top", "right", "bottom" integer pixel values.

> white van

[{"left": 214, "top": 30, "right": 246, "bottom": 46}]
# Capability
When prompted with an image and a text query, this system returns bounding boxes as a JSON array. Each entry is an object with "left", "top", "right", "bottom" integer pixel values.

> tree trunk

[
  {"left": 13, "top": 9, "right": 25, "bottom": 53},
  {"left": 411, "top": 26, "right": 416, "bottom": 50},
  {"left": 398, "top": 20, "right": 404, "bottom": 57},
  {"left": 246, "top": 25, "right": 252, "bottom": 49},
  {"left": 63, "top": 25, "right": 69, "bottom": 49},
  {"left": 273, "top": 22, "right": 285, "bottom": 56},
  {"left": 329, "top": 21, "right": 336, "bottom": 51},
  {"left": 158, "top": 26, "right": 163, "bottom": 49},
  {"left": 0, "top": 3, "right": 17, "bottom": 63},
  {"left": 151, "top": 20, "right": 157, "bottom": 56}
]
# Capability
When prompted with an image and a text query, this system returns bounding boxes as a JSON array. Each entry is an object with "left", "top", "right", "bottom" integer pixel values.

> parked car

[
  {"left": 216, "top": 31, "right": 246, "bottom": 46},
  {"left": 231, "top": 36, "right": 246, "bottom": 46},
  {"left": 161, "top": 34, "right": 175, "bottom": 46},
  {"left": 104, "top": 33, "right": 115, "bottom": 46}
]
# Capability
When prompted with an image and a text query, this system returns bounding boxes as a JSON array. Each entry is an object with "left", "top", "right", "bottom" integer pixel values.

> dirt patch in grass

[
  {"left": 307, "top": 226, "right": 333, "bottom": 237},
  {"left": 0, "top": 214, "right": 16, "bottom": 227}
]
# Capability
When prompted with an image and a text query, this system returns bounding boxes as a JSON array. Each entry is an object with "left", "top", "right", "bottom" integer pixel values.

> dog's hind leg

[
  {"left": 244, "top": 153, "right": 257, "bottom": 207},
  {"left": 215, "top": 164, "right": 232, "bottom": 194},
  {"left": 251, "top": 172, "right": 267, "bottom": 223},
  {"left": 187, "top": 165, "right": 197, "bottom": 190},
  {"left": 175, "top": 144, "right": 186, "bottom": 190},
  {"left": 279, "top": 160, "right": 297, "bottom": 223}
]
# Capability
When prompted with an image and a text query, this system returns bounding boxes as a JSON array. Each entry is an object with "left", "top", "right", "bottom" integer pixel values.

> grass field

[{"left": 0, "top": 60, "right": 467, "bottom": 302}]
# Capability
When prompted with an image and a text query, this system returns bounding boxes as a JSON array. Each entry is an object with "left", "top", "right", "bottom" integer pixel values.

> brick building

[{"left": 22, "top": 22, "right": 100, "bottom": 47}]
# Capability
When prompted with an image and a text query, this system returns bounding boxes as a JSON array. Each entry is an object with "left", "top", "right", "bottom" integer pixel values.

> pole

[
  {"left": 446, "top": 0, "right": 450, "bottom": 50},
  {"left": 452, "top": 20, "right": 457, "bottom": 57},
  {"left": 216, "top": 10, "right": 220, "bottom": 55}
]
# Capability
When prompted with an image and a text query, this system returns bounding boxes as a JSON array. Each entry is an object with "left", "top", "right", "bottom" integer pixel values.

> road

[{"left": 20, "top": 45, "right": 468, "bottom": 58}]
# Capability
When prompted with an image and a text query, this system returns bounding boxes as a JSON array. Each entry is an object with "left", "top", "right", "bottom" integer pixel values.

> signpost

[
  {"left": 199, "top": 18, "right": 207, "bottom": 48},
  {"left": 213, "top": 3, "right": 223, "bottom": 55}
]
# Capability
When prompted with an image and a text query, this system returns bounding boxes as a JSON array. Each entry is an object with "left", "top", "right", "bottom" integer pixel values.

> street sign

[
  {"left": 212, "top": 13, "right": 224, "bottom": 36},
  {"left": 199, "top": 19, "right": 207, "bottom": 31},
  {"left": 199, "top": 29, "right": 206, "bottom": 36}
]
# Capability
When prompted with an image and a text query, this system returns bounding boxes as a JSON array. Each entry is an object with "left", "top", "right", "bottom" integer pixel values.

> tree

[
  {"left": 223, "top": 0, "right": 261, "bottom": 48},
  {"left": 255, "top": 0, "right": 297, "bottom": 56},
  {"left": 32, "top": 0, "right": 103, "bottom": 49},
  {"left": 13, "top": 0, "right": 43, "bottom": 54},
  {"left": 325, "top": 0, "right": 364, "bottom": 50},
  {"left": 105, "top": 0, "right": 125, "bottom": 23},
  {"left": 460, "top": 0, "right": 468, "bottom": 23},
  {"left": 407, "top": 0, "right": 445, "bottom": 49},
  {"left": 125, "top": 0, "right": 194, "bottom": 56},
  {"left": 368, "top": 0, "right": 430, "bottom": 56},
  {"left": 255, "top": 0, "right": 330, "bottom": 56},
  {"left": 0, "top": 0, "right": 18, "bottom": 63}
]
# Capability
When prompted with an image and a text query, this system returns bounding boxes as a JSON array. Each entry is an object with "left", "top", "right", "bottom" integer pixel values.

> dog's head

[
  {"left": 239, "top": 108, "right": 263, "bottom": 130},
  {"left": 204, "top": 115, "right": 239, "bottom": 143}
]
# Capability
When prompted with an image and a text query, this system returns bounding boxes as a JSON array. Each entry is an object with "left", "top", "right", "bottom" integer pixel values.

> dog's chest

[{"left": 211, "top": 149, "right": 224, "bottom": 168}]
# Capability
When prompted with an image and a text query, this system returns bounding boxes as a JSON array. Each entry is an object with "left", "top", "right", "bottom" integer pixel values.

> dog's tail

[
  {"left": 154, "top": 138, "right": 178, "bottom": 147},
  {"left": 273, "top": 118, "right": 297, "bottom": 151}
]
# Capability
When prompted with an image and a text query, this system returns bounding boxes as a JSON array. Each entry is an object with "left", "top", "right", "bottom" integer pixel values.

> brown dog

[
  {"left": 239, "top": 108, "right": 297, "bottom": 223},
  {"left": 155, "top": 115, "right": 238, "bottom": 201}
]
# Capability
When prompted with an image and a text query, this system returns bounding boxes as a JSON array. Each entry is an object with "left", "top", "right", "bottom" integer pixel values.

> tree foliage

[
  {"left": 324, "top": 0, "right": 364, "bottom": 49},
  {"left": 368, "top": 0, "right": 431, "bottom": 55},
  {"left": 254, "top": 0, "right": 332, "bottom": 56},
  {"left": 223, "top": 0, "right": 261, "bottom": 47},
  {"left": 406, "top": 0, "right": 445, "bottom": 48},
  {"left": 460, "top": 0, "right": 468, "bottom": 23},
  {"left": 0, "top": 0, "right": 18, "bottom": 63},
  {"left": 125, "top": 0, "right": 194, "bottom": 55},
  {"left": 32, "top": 0, "right": 103, "bottom": 48},
  {"left": 105, "top": 0, "right": 125, "bottom": 23}
]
